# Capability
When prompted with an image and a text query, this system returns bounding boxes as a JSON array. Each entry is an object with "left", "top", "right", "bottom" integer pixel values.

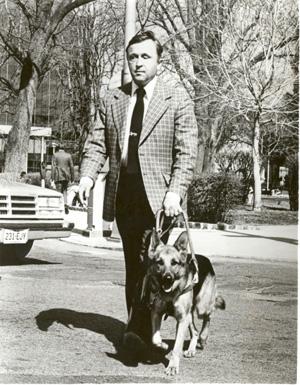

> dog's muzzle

[{"left": 161, "top": 273, "right": 174, "bottom": 293}]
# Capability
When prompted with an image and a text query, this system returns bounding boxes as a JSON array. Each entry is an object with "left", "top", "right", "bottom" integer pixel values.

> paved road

[{"left": 0, "top": 234, "right": 297, "bottom": 383}]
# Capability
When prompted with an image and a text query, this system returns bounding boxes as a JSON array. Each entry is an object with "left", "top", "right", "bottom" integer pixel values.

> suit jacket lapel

[
  {"left": 139, "top": 79, "right": 171, "bottom": 145},
  {"left": 111, "top": 83, "right": 131, "bottom": 152}
]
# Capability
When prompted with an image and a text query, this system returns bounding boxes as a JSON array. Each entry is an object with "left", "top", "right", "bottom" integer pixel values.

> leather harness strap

[
  {"left": 155, "top": 209, "right": 199, "bottom": 278},
  {"left": 153, "top": 209, "right": 199, "bottom": 299},
  {"left": 140, "top": 210, "right": 199, "bottom": 308}
]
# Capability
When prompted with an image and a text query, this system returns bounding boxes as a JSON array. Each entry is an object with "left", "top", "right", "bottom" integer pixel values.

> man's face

[{"left": 127, "top": 39, "right": 159, "bottom": 86}]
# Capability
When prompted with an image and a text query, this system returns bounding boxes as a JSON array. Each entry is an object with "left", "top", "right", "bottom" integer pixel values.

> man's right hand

[{"left": 78, "top": 176, "right": 93, "bottom": 207}]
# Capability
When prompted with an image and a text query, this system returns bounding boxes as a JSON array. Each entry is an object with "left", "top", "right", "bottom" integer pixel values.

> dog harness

[
  {"left": 155, "top": 209, "right": 199, "bottom": 279},
  {"left": 142, "top": 210, "right": 199, "bottom": 311},
  {"left": 144, "top": 272, "right": 197, "bottom": 321}
]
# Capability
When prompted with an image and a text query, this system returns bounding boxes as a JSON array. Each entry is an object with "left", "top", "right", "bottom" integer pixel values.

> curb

[
  {"left": 61, "top": 233, "right": 123, "bottom": 251},
  {"left": 176, "top": 221, "right": 260, "bottom": 231},
  {"left": 69, "top": 221, "right": 261, "bottom": 239}
]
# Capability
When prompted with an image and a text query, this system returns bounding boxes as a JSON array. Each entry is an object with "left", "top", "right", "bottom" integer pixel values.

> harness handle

[
  {"left": 155, "top": 209, "right": 198, "bottom": 275},
  {"left": 155, "top": 208, "right": 177, "bottom": 239}
]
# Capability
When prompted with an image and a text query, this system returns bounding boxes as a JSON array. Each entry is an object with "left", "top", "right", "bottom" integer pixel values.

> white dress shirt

[{"left": 121, "top": 76, "right": 157, "bottom": 166}]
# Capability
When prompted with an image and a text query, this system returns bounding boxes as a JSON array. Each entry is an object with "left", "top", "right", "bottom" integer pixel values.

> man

[
  {"left": 51, "top": 144, "right": 74, "bottom": 214},
  {"left": 19, "top": 171, "right": 30, "bottom": 184},
  {"left": 79, "top": 30, "right": 198, "bottom": 351}
]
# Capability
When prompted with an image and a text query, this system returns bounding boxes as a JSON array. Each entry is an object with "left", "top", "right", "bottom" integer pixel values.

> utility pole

[{"left": 122, "top": 0, "right": 136, "bottom": 85}]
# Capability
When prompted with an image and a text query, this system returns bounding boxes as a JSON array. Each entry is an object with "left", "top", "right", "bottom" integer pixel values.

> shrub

[
  {"left": 188, "top": 172, "right": 244, "bottom": 223},
  {"left": 27, "top": 170, "right": 52, "bottom": 188},
  {"left": 27, "top": 172, "right": 41, "bottom": 186},
  {"left": 215, "top": 151, "right": 253, "bottom": 202}
]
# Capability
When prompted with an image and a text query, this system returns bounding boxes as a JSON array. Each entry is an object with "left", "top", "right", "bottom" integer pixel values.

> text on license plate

[{"left": 1, "top": 229, "right": 29, "bottom": 244}]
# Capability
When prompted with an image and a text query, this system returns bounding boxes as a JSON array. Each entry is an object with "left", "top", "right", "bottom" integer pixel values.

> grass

[{"left": 225, "top": 196, "right": 298, "bottom": 225}]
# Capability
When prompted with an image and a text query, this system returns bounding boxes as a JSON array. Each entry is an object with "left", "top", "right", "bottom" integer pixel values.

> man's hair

[
  {"left": 57, "top": 144, "right": 64, "bottom": 151},
  {"left": 126, "top": 30, "right": 163, "bottom": 59}
]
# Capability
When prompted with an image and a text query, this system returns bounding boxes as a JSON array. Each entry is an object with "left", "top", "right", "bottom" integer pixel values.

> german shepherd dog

[{"left": 146, "top": 230, "right": 225, "bottom": 375}]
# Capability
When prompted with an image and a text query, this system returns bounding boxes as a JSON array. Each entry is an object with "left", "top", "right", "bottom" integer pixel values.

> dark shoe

[
  {"left": 122, "top": 331, "right": 150, "bottom": 361},
  {"left": 122, "top": 331, "right": 148, "bottom": 352},
  {"left": 64, "top": 205, "right": 69, "bottom": 214}
]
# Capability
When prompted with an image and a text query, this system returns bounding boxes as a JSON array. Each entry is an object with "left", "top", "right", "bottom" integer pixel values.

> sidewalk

[
  {"left": 170, "top": 225, "right": 298, "bottom": 263},
  {"left": 62, "top": 224, "right": 298, "bottom": 263}
]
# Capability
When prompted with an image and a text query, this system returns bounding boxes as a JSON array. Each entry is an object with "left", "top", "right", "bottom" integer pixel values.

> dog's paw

[
  {"left": 165, "top": 353, "right": 180, "bottom": 376},
  {"left": 154, "top": 341, "right": 169, "bottom": 351},
  {"left": 165, "top": 363, "right": 179, "bottom": 376},
  {"left": 183, "top": 349, "right": 196, "bottom": 358}
]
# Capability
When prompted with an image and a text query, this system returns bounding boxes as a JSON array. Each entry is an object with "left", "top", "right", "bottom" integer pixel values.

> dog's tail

[{"left": 215, "top": 295, "right": 226, "bottom": 310}]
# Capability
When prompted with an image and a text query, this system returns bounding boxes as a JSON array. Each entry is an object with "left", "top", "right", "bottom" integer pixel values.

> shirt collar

[{"left": 131, "top": 76, "right": 157, "bottom": 100}]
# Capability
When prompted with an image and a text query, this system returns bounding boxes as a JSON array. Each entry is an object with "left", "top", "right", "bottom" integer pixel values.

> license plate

[{"left": 1, "top": 229, "right": 29, "bottom": 244}]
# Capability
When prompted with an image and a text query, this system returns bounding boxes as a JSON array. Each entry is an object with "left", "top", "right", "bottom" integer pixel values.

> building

[{"left": 0, "top": 125, "right": 51, "bottom": 173}]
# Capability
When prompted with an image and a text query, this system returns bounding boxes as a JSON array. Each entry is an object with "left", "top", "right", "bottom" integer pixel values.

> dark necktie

[{"left": 126, "top": 87, "right": 145, "bottom": 174}]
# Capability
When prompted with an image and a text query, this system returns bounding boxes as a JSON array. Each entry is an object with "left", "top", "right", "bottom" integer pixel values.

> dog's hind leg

[
  {"left": 198, "top": 313, "right": 211, "bottom": 349},
  {"left": 183, "top": 313, "right": 198, "bottom": 358}
]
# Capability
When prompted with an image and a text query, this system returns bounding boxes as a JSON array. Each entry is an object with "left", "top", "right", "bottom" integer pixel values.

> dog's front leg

[
  {"left": 151, "top": 311, "right": 168, "bottom": 351},
  {"left": 166, "top": 312, "right": 191, "bottom": 376},
  {"left": 184, "top": 313, "right": 198, "bottom": 357}
]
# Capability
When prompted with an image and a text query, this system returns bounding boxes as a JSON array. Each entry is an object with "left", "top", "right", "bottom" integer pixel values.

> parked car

[{"left": 0, "top": 178, "right": 73, "bottom": 259}]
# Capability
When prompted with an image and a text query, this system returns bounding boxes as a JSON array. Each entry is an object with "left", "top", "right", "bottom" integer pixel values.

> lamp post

[{"left": 122, "top": 0, "right": 136, "bottom": 85}]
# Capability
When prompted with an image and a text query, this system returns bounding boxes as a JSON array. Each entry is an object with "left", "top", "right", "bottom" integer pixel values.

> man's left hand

[{"left": 163, "top": 192, "right": 182, "bottom": 217}]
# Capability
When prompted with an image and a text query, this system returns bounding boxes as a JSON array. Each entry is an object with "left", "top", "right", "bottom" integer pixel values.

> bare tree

[
  {"left": 143, "top": 0, "right": 238, "bottom": 175},
  {"left": 53, "top": 1, "right": 124, "bottom": 161},
  {"left": 0, "top": 0, "right": 97, "bottom": 178},
  {"left": 143, "top": 0, "right": 298, "bottom": 210},
  {"left": 214, "top": 0, "right": 298, "bottom": 210}
]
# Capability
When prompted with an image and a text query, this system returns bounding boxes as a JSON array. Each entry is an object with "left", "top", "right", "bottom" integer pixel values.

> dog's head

[{"left": 148, "top": 230, "right": 189, "bottom": 293}]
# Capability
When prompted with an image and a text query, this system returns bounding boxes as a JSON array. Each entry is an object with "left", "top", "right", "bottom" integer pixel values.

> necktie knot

[{"left": 136, "top": 87, "right": 145, "bottom": 99}]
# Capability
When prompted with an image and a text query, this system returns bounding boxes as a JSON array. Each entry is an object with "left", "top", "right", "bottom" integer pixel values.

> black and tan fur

[{"left": 147, "top": 230, "right": 225, "bottom": 375}]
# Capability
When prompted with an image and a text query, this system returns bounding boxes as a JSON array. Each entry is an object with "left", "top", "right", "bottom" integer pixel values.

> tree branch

[
  {"left": 0, "top": 31, "right": 23, "bottom": 63},
  {"left": 50, "top": 0, "right": 95, "bottom": 34},
  {"left": 0, "top": 76, "right": 19, "bottom": 95},
  {"left": 14, "top": 0, "right": 33, "bottom": 26},
  {"left": 250, "top": 33, "right": 299, "bottom": 67}
]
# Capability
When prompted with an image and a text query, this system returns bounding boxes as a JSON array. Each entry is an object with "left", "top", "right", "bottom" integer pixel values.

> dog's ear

[
  {"left": 148, "top": 229, "right": 162, "bottom": 259},
  {"left": 174, "top": 231, "right": 189, "bottom": 252}
]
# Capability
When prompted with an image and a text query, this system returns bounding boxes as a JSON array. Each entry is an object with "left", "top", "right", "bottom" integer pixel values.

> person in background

[
  {"left": 78, "top": 30, "right": 198, "bottom": 357},
  {"left": 19, "top": 171, "right": 30, "bottom": 184},
  {"left": 51, "top": 144, "right": 74, "bottom": 214}
]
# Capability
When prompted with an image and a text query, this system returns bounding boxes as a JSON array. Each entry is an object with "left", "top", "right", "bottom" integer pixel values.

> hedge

[{"left": 188, "top": 173, "right": 245, "bottom": 223}]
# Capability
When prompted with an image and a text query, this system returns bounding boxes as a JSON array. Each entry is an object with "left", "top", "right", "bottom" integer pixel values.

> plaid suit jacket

[{"left": 80, "top": 77, "right": 198, "bottom": 221}]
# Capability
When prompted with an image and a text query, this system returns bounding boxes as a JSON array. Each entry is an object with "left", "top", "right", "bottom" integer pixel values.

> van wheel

[{"left": 0, "top": 240, "right": 34, "bottom": 259}]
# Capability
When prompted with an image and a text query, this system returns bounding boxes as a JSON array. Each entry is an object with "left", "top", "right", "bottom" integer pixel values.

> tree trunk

[
  {"left": 3, "top": 27, "right": 47, "bottom": 179},
  {"left": 193, "top": 83, "right": 214, "bottom": 176},
  {"left": 4, "top": 73, "right": 38, "bottom": 178},
  {"left": 194, "top": 142, "right": 204, "bottom": 177},
  {"left": 252, "top": 115, "right": 262, "bottom": 211},
  {"left": 2, "top": 0, "right": 97, "bottom": 180}
]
